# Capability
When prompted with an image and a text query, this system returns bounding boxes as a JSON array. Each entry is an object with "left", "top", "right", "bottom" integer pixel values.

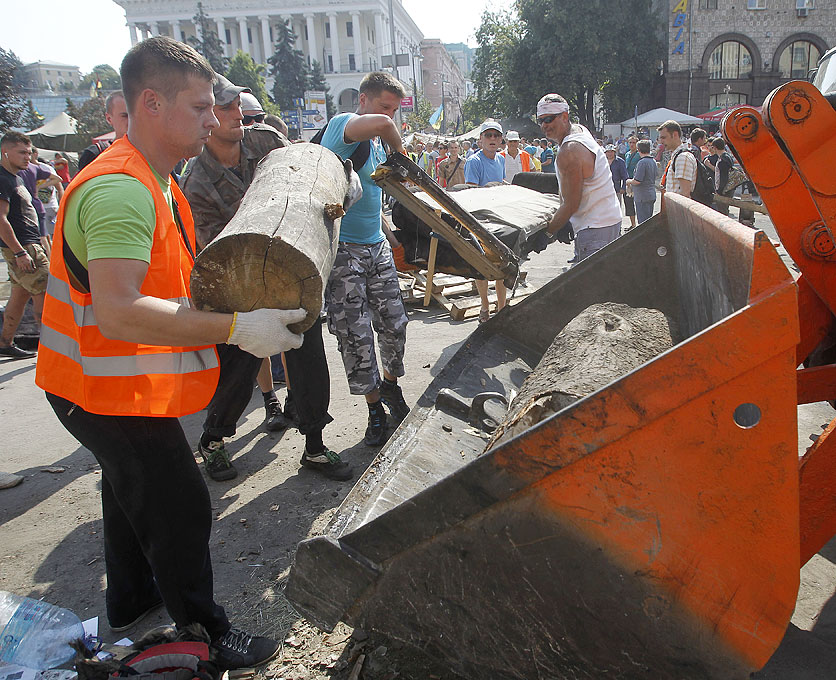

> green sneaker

[
  {"left": 198, "top": 439, "right": 237, "bottom": 481},
  {"left": 300, "top": 448, "right": 353, "bottom": 481}
]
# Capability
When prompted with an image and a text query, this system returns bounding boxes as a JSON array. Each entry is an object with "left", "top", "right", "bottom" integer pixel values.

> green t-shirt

[{"left": 62, "top": 169, "right": 173, "bottom": 268}]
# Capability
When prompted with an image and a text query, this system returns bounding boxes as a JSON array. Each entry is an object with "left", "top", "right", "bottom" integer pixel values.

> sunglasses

[
  {"left": 537, "top": 114, "right": 559, "bottom": 126},
  {"left": 243, "top": 114, "right": 265, "bottom": 124}
]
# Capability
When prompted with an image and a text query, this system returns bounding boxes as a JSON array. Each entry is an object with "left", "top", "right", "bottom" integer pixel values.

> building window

[
  {"left": 247, "top": 28, "right": 252, "bottom": 43},
  {"left": 746, "top": 0, "right": 766, "bottom": 8},
  {"left": 778, "top": 40, "right": 821, "bottom": 78},
  {"left": 708, "top": 41, "right": 753, "bottom": 79},
  {"left": 709, "top": 92, "right": 748, "bottom": 108},
  {"left": 796, "top": 0, "right": 815, "bottom": 8},
  {"left": 226, "top": 29, "right": 231, "bottom": 45},
  {"left": 349, "top": 53, "right": 356, "bottom": 70},
  {"left": 269, "top": 26, "right": 273, "bottom": 42},
  {"left": 346, "top": 21, "right": 353, "bottom": 37},
  {"left": 325, "top": 22, "right": 330, "bottom": 38},
  {"left": 699, "top": 0, "right": 718, "bottom": 7},
  {"left": 304, "top": 25, "right": 309, "bottom": 40}
]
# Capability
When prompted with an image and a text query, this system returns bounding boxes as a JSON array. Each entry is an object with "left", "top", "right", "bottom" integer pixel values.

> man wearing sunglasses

[
  {"left": 240, "top": 92, "right": 266, "bottom": 126},
  {"left": 537, "top": 93, "right": 622, "bottom": 263}
]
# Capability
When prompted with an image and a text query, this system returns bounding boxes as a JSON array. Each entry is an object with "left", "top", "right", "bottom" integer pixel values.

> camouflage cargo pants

[{"left": 325, "top": 240, "right": 408, "bottom": 395}]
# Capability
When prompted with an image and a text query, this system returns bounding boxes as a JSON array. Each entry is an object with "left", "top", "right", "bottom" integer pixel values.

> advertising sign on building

[
  {"left": 303, "top": 90, "right": 328, "bottom": 130},
  {"left": 400, "top": 96, "right": 414, "bottom": 113}
]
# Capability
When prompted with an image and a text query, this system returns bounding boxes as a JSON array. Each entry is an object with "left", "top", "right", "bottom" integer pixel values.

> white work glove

[
  {"left": 344, "top": 165, "right": 364, "bottom": 211},
  {"left": 227, "top": 308, "right": 307, "bottom": 357}
]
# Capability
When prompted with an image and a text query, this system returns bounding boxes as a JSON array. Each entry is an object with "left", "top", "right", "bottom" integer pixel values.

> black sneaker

[
  {"left": 264, "top": 400, "right": 289, "bottom": 432},
  {"left": 300, "top": 448, "right": 353, "bottom": 480},
  {"left": 380, "top": 380, "right": 410, "bottom": 424},
  {"left": 284, "top": 391, "right": 299, "bottom": 428},
  {"left": 364, "top": 403, "right": 388, "bottom": 447},
  {"left": 198, "top": 439, "right": 237, "bottom": 481},
  {"left": 211, "top": 628, "right": 280, "bottom": 670},
  {"left": 0, "top": 343, "right": 36, "bottom": 359}
]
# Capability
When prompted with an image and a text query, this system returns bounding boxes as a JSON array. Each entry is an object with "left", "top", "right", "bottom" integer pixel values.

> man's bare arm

[
  {"left": 381, "top": 211, "right": 400, "bottom": 248},
  {"left": 546, "top": 145, "right": 585, "bottom": 235},
  {"left": 0, "top": 200, "right": 34, "bottom": 272},
  {"left": 344, "top": 115, "right": 405, "bottom": 153},
  {"left": 88, "top": 258, "right": 233, "bottom": 346}
]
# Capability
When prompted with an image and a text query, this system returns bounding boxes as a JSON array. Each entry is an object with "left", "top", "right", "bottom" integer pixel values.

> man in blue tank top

[{"left": 320, "top": 71, "right": 411, "bottom": 447}]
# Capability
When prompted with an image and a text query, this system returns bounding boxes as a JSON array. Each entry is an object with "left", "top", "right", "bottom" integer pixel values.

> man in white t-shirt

[{"left": 536, "top": 93, "right": 623, "bottom": 263}]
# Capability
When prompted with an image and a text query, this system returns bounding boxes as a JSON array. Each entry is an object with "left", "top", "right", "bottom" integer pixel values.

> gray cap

[{"left": 213, "top": 73, "right": 251, "bottom": 106}]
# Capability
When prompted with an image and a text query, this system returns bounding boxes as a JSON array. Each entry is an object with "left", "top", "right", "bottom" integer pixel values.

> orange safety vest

[
  {"left": 35, "top": 137, "right": 220, "bottom": 417},
  {"left": 500, "top": 150, "right": 532, "bottom": 173}
]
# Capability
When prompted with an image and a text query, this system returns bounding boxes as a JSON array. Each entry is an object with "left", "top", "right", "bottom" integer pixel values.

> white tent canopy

[
  {"left": 619, "top": 107, "right": 704, "bottom": 129},
  {"left": 26, "top": 111, "right": 78, "bottom": 136}
]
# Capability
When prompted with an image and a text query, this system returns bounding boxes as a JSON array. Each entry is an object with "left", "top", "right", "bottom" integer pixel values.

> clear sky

[{"left": 0, "top": 0, "right": 487, "bottom": 75}]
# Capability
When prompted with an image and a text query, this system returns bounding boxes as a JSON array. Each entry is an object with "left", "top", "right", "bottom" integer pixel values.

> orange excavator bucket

[{"left": 287, "top": 193, "right": 802, "bottom": 678}]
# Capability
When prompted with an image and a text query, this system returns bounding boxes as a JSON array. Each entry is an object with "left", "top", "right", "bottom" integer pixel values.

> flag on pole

[
  {"left": 90, "top": 74, "right": 103, "bottom": 98},
  {"left": 429, "top": 104, "right": 444, "bottom": 130}
]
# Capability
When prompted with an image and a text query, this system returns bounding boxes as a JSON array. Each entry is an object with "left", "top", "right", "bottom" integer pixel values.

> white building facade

[{"left": 112, "top": 0, "right": 424, "bottom": 113}]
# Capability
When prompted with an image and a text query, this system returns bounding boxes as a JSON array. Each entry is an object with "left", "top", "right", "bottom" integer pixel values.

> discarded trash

[{"left": 0, "top": 591, "right": 84, "bottom": 668}]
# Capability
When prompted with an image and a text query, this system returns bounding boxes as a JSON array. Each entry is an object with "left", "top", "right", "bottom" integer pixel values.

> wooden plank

[
  {"left": 424, "top": 237, "right": 439, "bottom": 307},
  {"left": 713, "top": 194, "right": 769, "bottom": 214}
]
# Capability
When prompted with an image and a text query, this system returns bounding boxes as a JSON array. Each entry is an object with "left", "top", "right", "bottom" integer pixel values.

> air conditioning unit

[{"left": 797, "top": 7, "right": 809, "bottom": 16}]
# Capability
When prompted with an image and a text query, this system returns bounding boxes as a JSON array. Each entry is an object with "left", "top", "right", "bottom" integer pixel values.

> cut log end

[{"left": 486, "top": 302, "right": 677, "bottom": 449}]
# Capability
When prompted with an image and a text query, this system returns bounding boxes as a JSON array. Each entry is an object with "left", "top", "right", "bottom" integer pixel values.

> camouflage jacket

[{"left": 181, "top": 123, "right": 290, "bottom": 249}]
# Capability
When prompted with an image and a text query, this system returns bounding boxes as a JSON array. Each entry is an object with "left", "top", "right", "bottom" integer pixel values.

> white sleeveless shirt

[{"left": 558, "top": 124, "right": 622, "bottom": 230}]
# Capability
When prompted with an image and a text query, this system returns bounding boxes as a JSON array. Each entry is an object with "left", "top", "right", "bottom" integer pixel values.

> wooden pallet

[{"left": 400, "top": 269, "right": 530, "bottom": 320}]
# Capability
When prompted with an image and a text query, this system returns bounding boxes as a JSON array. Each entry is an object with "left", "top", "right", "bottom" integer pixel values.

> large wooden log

[
  {"left": 488, "top": 303, "right": 676, "bottom": 448},
  {"left": 190, "top": 142, "right": 353, "bottom": 333}
]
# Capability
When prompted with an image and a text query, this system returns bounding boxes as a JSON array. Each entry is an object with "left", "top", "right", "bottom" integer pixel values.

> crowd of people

[{"left": 0, "top": 33, "right": 753, "bottom": 672}]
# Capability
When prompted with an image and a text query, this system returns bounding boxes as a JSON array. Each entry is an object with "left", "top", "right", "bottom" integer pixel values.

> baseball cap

[
  {"left": 505, "top": 130, "right": 520, "bottom": 141},
  {"left": 479, "top": 120, "right": 503, "bottom": 135},
  {"left": 604, "top": 144, "right": 617, "bottom": 152},
  {"left": 240, "top": 92, "right": 265, "bottom": 114},
  {"left": 213, "top": 73, "right": 251, "bottom": 106}
]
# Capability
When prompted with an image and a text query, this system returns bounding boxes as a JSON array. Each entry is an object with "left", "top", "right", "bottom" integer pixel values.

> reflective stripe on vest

[
  {"left": 47, "top": 276, "right": 192, "bottom": 327},
  {"left": 39, "top": 325, "right": 218, "bottom": 377}
]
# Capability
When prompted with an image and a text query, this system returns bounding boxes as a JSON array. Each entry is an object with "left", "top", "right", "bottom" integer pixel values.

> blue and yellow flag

[{"left": 429, "top": 104, "right": 444, "bottom": 130}]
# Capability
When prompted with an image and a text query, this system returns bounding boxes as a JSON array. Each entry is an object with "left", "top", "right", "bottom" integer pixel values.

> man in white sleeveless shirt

[{"left": 536, "top": 94, "right": 622, "bottom": 262}]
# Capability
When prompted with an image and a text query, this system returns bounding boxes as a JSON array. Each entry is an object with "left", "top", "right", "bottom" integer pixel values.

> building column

[
  {"left": 374, "top": 13, "right": 384, "bottom": 68},
  {"left": 260, "top": 16, "right": 272, "bottom": 62},
  {"left": 171, "top": 20, "right": 181, "bottom": 41},
  {"left": 215, "top": 19, "right": 229, "bottom": 56},
  {"left": 149, "top": 21, "right": 159, "bottom": 36},
  {"left": 128, "top": 23, "right": 138, "bottom": 46},
  {"left": 351, "top": 12, "right": 362, "bottom": 70},
  {"left": 327, "top": 12, "right": 340, "bottom": 72},
  {"left": 238, "top": 16, "right": 249, "bottom": 57},
  {"left": 305, "top": 13, "right": 318, "bottom": 66},
  {"left": 141, "top": 25, "right": 150, "bottom": 41}
]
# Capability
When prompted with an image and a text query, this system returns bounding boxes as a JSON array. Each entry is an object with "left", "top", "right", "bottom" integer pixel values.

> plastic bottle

[{"left": 0, "top": 591, "right": 84, "bottom": 669}]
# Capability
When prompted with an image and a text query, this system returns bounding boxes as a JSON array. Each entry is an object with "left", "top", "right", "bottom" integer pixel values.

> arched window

[
  {"left": 708, "top": 41, "right": 753, "bottom": 79},
  {"left": 778, "top": 40, "right": 821, "bottom": 79}
]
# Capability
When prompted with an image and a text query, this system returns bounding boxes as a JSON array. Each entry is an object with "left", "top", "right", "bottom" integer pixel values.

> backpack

[
  {"left": 671, "top": 147, "right": 714, "bottom": 205},
  {"left": 311, "top": 120, "right": 371, "bottom": 171}
]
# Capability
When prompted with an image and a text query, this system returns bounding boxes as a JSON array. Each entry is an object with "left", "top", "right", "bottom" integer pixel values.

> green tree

[
  {"left": 470, "top": 9, "right": 524, "bottom": 119},
  {"left": 20, "top": 100, "right": 44, "bottom": 131},
  {"left": 405, "top": 91, "right": 435, "bottom": 132},
  {"left": 267, "top": 19, "right": 308, "bottom": 111},
  {"left": 66, "top": 96, "right": 109, "bottom": 145},
  {"left": 513, "top": 0, "right": 663, "bottom": 126},
  {"left": 307, "top": 60, "right": 335, "bottom": 118},
  {"left": 0, "top": 47, "right": 25, "bottom": 131},
  {"left": 188, "top": 2, "right": 227, "bottom": 74},
  {"left": 78, "top": 64, "right": 121, "bottom": 92},
  {"left": 459, "top": 96, "right": 485, "bottom": 133},
  {"left": 225, "top": 50, "right": 270, "bottom": 105}
]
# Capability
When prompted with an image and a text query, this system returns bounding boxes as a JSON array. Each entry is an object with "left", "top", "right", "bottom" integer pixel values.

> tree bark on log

[
  {"left": 190, "top": 143, "right": 353, "bottom": 333},
  {"left": 488, "top": 303, "right": 676, "bottom": 449}
]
